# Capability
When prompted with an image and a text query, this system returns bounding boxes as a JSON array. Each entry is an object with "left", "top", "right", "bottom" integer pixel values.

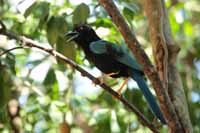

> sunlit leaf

[
  {"left": 47, "top": 16, "right": 67, "bottom": 46},
  {"left": 56, "top": 36, "right": 76, "bottom": 70},
  {"left": 72, "top": 3, "right": 90, "bottom": 25},
  {"left": 24, "top": 1, "right": 37, "bottom": 18},
  {"left": 91, "top": 18, "right": 113, "bottom": 28},
  {"left": 169, "top": 13, "right": 180, "bottom": 35},
  {"left": 184, "top": 21, "right": 193, "bottom": 36},
  {"left": 123, "top": 7, "right": 134, "bottom": 22}
]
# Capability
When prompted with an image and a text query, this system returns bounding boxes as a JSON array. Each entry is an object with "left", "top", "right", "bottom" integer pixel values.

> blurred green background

[{"left": 0, "top": 0, "right": 199, "bottom": 132}]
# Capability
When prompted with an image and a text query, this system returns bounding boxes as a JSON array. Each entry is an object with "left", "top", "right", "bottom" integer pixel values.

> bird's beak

[{"left": 64, "top": 31, "right": 79, "bottom": 42}]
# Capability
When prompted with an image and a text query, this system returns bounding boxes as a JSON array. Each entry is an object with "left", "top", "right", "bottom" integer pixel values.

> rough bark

[{"left": 142, "top": 0, "right": 193, "bottom": 132}]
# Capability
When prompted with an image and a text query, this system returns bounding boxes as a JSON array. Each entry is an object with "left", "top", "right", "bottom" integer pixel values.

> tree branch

[
  {"left": 0, "top": 30, "right": 159, "bottom": 133},
  {"left": 0, "top": 46, "right": 24, "bottom": 56},
  {"left": 98, "top": 0, "right": 183, "bottom": 131}
]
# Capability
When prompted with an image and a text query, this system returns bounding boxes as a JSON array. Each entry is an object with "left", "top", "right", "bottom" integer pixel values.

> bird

[{"left": 65, "top": 25, "right": 166, "bottom": 124}]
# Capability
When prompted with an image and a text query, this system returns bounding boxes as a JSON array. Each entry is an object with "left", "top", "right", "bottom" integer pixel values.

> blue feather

[
  {"left": 90, "top": 40, "right": 142, "bottom": 72},
  {"left": 130, "top": 71, "right": 166, "bottom": 124}
]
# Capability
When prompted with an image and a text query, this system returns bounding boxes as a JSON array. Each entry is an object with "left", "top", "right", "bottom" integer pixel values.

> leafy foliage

[{"left": 0, "top": 0, "right": 199, "bottom": 132}]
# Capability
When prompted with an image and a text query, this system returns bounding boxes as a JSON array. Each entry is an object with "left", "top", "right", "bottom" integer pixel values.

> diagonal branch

[
  {"left": 0, "top": 46, "right": 24, "bottom": 56},
  {"left": 0, "top": 30, "right": 159, "bottom": 133},
  {"left": 98, "top": 0, "right": 183, "bottom": 132}
]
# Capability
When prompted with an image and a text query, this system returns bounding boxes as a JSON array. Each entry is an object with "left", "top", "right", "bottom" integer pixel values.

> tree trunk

[{"left": 142, "top": 0, "right": 193, "bottom": 132}]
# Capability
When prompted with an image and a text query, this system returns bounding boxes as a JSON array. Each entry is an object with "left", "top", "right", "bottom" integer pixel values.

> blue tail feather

[{"left": 130, "top": 71, "right": 166, "bottom": 124}]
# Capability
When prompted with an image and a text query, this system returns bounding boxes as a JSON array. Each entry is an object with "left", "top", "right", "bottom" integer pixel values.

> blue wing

[{"left": 89, "top": 40, "right": 142, "bottom": 72}]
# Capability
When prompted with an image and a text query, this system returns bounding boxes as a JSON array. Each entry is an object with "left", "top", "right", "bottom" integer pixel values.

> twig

[
  {"left": 0, "top": 30, "right": 159, "bottom": 133},
  {"left": 98, "top": 0, "right": 181, "bottom": 130},
  {"left": 0, "top": 46, "right": 24, "bottom": 56}
]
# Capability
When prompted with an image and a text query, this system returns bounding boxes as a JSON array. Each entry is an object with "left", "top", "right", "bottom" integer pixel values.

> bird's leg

[
  {"left": 116, "top": 78, "right": 129, "bottom": 94},
  {"left": 94, "top": 72, "right": 119, "bottom": 86},
  {"left": 112, "top": 78, "right": 129, "bottom": 99}
]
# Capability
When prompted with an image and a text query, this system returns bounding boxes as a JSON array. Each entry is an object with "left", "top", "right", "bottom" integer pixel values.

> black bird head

[{"left": 65, "top": 25, "right": 100, "bottom": 45}]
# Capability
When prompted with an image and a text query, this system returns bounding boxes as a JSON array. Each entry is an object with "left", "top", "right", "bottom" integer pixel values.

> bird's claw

[
  {"left": 92, "top": 76, "right": 104, "bottom": 86},
  {"left": 112, "top": 90, "right": 122, "bottom": 99},
  {"left": 92, "top": 72, "right": 118, "bottom": 86}
]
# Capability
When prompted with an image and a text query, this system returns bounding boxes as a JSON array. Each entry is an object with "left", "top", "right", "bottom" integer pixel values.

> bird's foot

[
  {"left": 92, "top": 76, "right": 104, "bottom": 86},
  {"left": 103, "top": 72, "right": 119, "bottom": 77},
  {"left": 112, "top": 78, "right": 129, "bottom": 99},
  {"left": 93, "top": 72, "right": 119, "bottom": 86},
  {"left": 97, "top": 76, "right": 104, "bottom": 86},
  {"left": 116, "top": 78, "right": 129, "bottom": 94}
]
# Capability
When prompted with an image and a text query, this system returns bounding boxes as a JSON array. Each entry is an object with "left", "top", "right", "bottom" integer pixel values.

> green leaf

[
  {"left": 43, "top": 68, "right": 59, "bottom": 100},
  {"left": 33, "top": 2, "right": 50, "bottom": 18},
  {"left": 5, "top": 52, "right": 16, "bottom": 74},
  {"left": 169, "top": 14, "right": 180, "bottom": 35},
  {"left": 194, "top": 38, "right": 200, "bottom": 59},
  {"left": 46, "top": 16, "right": 67, "bottom": 46},
  {"left": 184, "top": 21, "right": 193, "bottom": 36},
  {"left": 24, "top": 1, "right": 50, "bottom": 29},
  {"left": 0, "top": 64, "right": 11, "bottom": 123},
  {"left": 37, "top": 2, "right": 50, "bottom": 29},
  {"left": 56, "top": 36, "right": 76, "bottom": 62},
  {"left": 56, "top": 16, "right": 68, "bottom": 35},
  {"left": 90, "top": 109, "right": 111, "bottom": 133},
  {"left": 43, "top": 68, "right": 57, "bottom": 86},
  {"left": 91, "top": 18, "right": 113, "bottom": 28},
  {"left": 72, "top": 3, "right": 90, "bottom": 25},
  {"left": 52, "top": 82, "right": 59, "bottom": 100},
  {"left": 116, "top": 110, "right": 129, "bottom": 132},
  {"left": 122, "top": 2, "right": 139, "bottom": 13},
  {"left": 0, "top": 65, "right": 11, "bottom": 107},
  {"left": 24, "top": 1, "right": 37, "bottom": 18},
  {"left": 122, "top": 2, "right": 139, "bottom": 26},
  {"left": 0, "top": 48, "right": 16, "bottom": 74},
  {"left": 123, "top": 7, "right": 134, "bottom": 21},
  {"left": 0, "top": 106, "right": 8, "bottom": 123},
  {"left": 46, "top": 16, "right": 59, "bottom": 46},
  {"left": 0, "top": 52, "right": 15, "bottom": 112}
]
